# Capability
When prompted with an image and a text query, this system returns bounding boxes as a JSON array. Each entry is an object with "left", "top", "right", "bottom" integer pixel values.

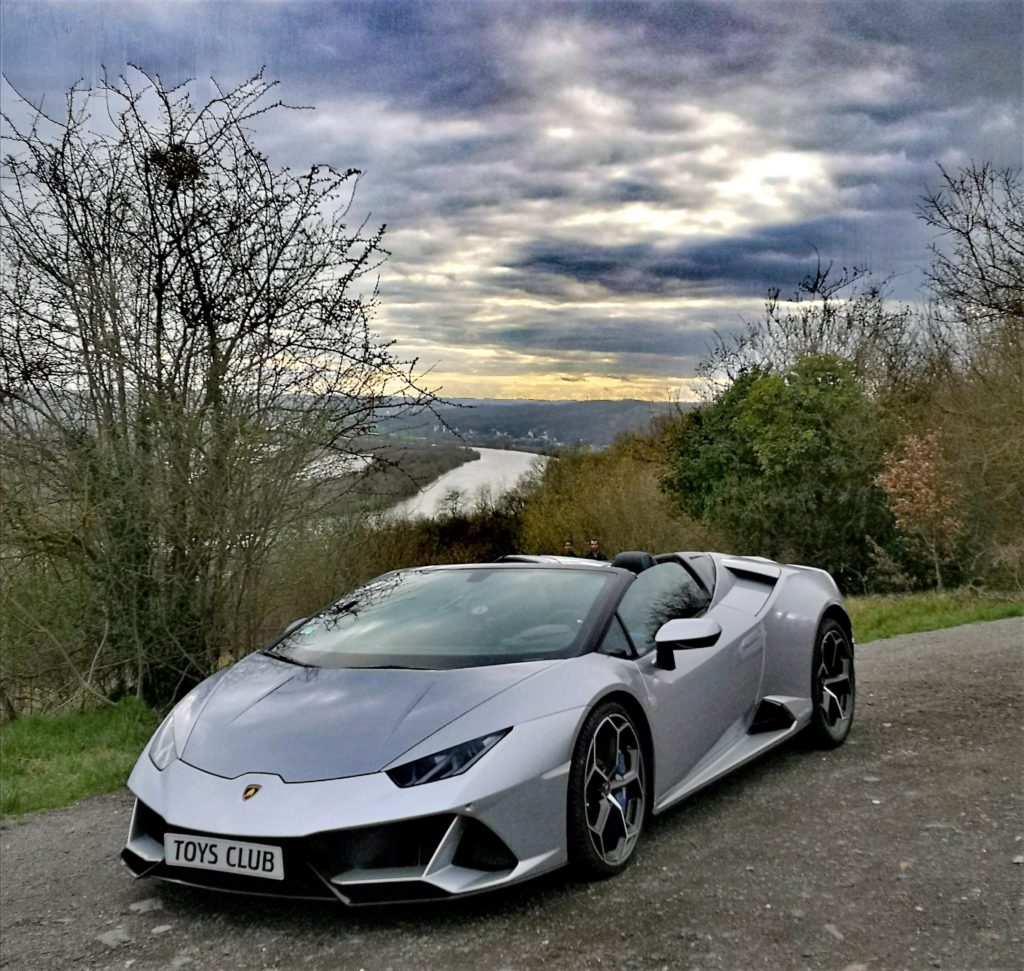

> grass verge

[
  {"left": 0, "top": 696, "right": 158, "bottom": 817},
  {"left": 848, "top": 588, "right": 1023, "bottom": 643}
]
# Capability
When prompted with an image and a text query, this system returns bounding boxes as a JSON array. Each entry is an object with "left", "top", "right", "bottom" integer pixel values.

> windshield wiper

[{"left": 262, "top": 649, "right": 313, "bottom": 668}]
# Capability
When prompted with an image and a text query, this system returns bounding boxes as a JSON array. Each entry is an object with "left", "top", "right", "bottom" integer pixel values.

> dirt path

[{"left": 1, "top": 619, "right": 1021, "bottom": 971}]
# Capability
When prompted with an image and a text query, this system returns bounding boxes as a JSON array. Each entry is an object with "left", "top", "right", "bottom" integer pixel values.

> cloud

[
  {"left": 1, "top": 0, "right": 1020, "bottom": 397},
  {"left": 506, "top": 213, "right": 928, "bottom": 300}
]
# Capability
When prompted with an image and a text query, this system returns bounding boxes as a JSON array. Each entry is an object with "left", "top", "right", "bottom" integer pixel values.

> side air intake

[{"left": 748, "top": 699, "right": 797, "bottom": 735}]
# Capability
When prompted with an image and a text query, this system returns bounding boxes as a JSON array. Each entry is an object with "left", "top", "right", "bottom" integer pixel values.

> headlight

[
  {"left": 386, "top": 729, "right": 510, "bottom": 788},
  {"left": 148, "top": 711, "right": 181, "bottom": 770}
]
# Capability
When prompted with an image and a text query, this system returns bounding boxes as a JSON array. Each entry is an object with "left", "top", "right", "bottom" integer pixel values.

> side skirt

[{"left": 652, "top": 696, "right": 811, "bottom": 815}]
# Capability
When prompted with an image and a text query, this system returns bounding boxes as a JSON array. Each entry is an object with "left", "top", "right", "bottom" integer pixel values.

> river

[{"left": 391, "top": 447, "right": 547, "bottom": 519}]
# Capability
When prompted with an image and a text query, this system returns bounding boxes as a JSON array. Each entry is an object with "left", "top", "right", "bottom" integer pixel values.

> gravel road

[{"left": 1, "top": 618, "right": 1021, "bottom": 971}]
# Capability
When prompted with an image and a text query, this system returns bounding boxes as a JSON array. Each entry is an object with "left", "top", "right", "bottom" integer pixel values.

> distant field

[{"left": 1, "top": 589, "right": 1020, "bottom": 818}]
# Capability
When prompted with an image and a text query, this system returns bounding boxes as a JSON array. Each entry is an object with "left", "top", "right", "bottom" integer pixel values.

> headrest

[{"left": 610, "top": 551, "right": 657, "bottom": 574}]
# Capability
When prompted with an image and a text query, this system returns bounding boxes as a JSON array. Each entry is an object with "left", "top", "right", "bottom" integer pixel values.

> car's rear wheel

[
  {"left": 808, "top": 618, "right": 855, "bottom": 748},
  {"left": 567, "top": 701, "right": 646, "bottom": 879}
]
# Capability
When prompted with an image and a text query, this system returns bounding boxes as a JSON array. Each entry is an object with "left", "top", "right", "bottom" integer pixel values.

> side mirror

[
  {"left": 282, "top": 617, "right": 306, "bottom": 638},
  {"left": 655, "top": 618, "right": 722, "bottom": 670}
]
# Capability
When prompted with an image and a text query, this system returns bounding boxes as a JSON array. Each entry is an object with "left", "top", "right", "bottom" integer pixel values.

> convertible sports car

[{"left": 122, "top": 551, "right": 855, "bottom": 904}]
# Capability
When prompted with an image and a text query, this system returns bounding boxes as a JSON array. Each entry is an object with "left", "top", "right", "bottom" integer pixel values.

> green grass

[
  {"left": 0, "top": 696, "right": 158, "bottom": 817},
  {"left": 848, "top": 588, "right": 1024, "bottom": 643}
]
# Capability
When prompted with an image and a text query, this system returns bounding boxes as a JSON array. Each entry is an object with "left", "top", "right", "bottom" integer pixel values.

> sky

[{"left": 2, "top": 1, "right": 1021, "bottom": 400}]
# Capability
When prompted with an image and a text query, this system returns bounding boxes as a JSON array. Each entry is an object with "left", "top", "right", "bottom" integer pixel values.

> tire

[
  {"left": 567, "top": 701, "right": 647, "bottom": 879},
  {"left": 807, "top": 618, "right": 855, "bottom": 748}
]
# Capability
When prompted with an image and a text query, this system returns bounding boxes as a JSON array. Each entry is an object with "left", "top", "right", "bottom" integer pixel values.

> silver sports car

[{"left": 122, "top": 551, "right": 855, "bottom": 904}]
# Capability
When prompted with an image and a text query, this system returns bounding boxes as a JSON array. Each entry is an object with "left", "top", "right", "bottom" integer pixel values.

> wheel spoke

[
  {"left": 613, "top": 791, "right": 641, "bottom": 837},
  {"left": 822, "top": 686, "right": 840, "bottom": 721},
  {"left": 606, "top": 792, "right": 634, "bottom": 838},
  {"left": 586, "top": 744, "right": 609, "bottom": 783},
  {"left": 611, "top": 766, "right": 639, "bottom": 788},
  {"left": 822, "top": 651, "right": 851, "bottom": 724},
  {"left": 588, "top": 796, "right": 611, "bottom": 836}
]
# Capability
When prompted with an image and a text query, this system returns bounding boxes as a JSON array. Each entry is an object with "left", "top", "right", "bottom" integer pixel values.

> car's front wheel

[
  {"left": 808, "top": 618, "right": 855, "bottom": 748},
  {"left": 567, "top": 701, "right": 646, "bottom": 879}
]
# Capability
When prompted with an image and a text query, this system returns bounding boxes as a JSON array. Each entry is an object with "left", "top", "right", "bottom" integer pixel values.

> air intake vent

[{"left": 749, "top": 699, "right": 797, "bottom": 735}]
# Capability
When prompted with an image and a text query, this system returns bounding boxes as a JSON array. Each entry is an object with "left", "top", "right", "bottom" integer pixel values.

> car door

[{"left": 615, "top": 562, "right": 764, "bottom": 800}]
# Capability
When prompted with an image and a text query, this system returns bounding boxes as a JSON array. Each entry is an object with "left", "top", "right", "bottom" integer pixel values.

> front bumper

[
  {"left": 123, "top": 799, "right": 532, "bottom": 904},
  {"left": 122, "top": 708, "right": 581, "bottom": 904}
]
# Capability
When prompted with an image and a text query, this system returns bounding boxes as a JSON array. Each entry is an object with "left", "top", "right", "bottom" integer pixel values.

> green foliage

[
  {"left": 662, "top": 356, "right": 894, "bottom": 590},
  {"left": 848, "top": 590, "right": 1024, "bottom": 643},
  {"left": 660, "top": 371, "right": 763, "bottom": 526},
  {"left": 1, "top": 552, "right": 106, "bottom": 719},
  {"left": 0, "top": 697, "right": 158, "bottom": 816}
]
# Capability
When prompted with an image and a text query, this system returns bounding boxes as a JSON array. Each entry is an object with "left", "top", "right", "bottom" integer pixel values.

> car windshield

[{"left": 268, "top": 566, "right": 619, "bottom": 669}]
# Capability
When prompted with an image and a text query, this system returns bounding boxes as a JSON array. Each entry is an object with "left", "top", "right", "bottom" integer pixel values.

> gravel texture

[{"left": 1, "top": 618, "right": 1021, "bottom": 971}]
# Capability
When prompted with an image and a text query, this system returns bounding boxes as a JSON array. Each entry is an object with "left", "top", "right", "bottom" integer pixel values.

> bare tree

[
  {"left": 920, "top": 162, "right": 1024, "bottom": 359},
  {"left": 698, "top": 260, "right": 922, "bottom": 398},
  {"left": 0, "top": 69, "right": 439, "bottom": 707}
]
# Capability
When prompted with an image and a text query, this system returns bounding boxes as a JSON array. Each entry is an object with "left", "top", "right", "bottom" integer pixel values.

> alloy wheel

[{"left": 583, "top": 713, "right": 645, "bottom": 866}]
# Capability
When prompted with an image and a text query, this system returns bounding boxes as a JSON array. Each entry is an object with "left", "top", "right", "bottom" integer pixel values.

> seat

[{"left": 610, "top": 551, "right": 657, "bottom": 574}]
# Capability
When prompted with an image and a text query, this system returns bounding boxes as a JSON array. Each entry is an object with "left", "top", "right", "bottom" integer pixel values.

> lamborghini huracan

[{"left": 121, "top": 551, "right": 855, "bottom": 904}]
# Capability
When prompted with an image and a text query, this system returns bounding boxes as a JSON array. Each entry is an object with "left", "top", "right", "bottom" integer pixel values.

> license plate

[{"left": 164, "top": 833, "right": 284, "bottom": 881}]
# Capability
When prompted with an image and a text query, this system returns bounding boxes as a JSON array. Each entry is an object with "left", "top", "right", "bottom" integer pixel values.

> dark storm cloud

[
  {"left": 510, "top": 214, "right": 928, "bottom": 299},
  {"left": 488, "top": 320, "right": 718, "bottom": 363},
  {"left": 606, "top": 180, "right": 677, "bottom": 204},
  {"left": 0, "top": 2, "right": 513, "bottom": 114},
  {"left": 823, "top": 1, "right": 1022, "bottom": 105},
  {"left": 278, "top": 2, "right": 522, "bottom": 112}
]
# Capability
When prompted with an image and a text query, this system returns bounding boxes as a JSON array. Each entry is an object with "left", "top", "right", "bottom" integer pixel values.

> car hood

[{"left": 179, "top": 653, "right": 556, "bottom": 783}]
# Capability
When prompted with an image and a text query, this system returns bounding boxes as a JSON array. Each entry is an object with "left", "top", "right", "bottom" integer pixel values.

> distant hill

[{"left": 377, "top": 398, "right": 690, "bottom": 450}]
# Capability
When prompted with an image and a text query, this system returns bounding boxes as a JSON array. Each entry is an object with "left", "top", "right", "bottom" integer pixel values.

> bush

[
  {"left": 519, "top": 433, "right": 716, "bottom": 558},
  {"left": 662, "top": 356, "right": 894, "bottom": 591}
]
